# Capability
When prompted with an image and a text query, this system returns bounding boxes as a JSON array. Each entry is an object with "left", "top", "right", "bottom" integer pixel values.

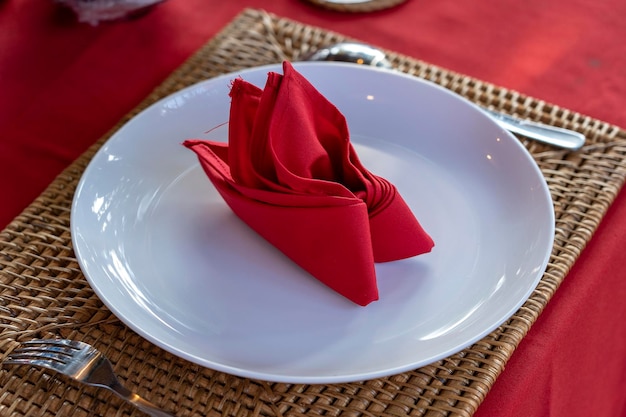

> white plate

[{"left": 71, "top": 62, "right": 554, "bottom": 383}]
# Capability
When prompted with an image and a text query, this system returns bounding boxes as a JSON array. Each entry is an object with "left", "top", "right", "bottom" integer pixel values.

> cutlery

[
  {"left": 303, "top": 42, "right": 586, "bottom": 150},
  {"left": 3, "top": 339, "right": 175, "bottom": 417}
]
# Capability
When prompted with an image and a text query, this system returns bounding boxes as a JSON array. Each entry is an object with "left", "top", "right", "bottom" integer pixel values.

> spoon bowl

[{"left": 304, "top": 42, "right": 393, "bottom": 69}]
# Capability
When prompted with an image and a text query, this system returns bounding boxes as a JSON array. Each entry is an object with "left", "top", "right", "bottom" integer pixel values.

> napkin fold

[{"left": 183, "top": 61, "right": 433, "bottom": 306}]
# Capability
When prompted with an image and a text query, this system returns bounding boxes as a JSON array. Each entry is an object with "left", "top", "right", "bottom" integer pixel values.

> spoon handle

[{"left": 482, "top": 109, "right": 585, "bottom": 150}]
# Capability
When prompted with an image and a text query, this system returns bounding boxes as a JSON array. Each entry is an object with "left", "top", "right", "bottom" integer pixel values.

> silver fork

[{"left": 3, "top": 339, "right": 176, "bottom": 417}]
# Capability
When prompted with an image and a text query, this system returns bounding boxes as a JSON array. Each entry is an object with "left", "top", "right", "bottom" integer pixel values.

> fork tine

[
  {"left": 17, "top": 339, "right": 85, "bottom": 357},
  {"left": 23, "top": 338, "right": 85, "bottom": 350},
  {"left": 9, "top": 346, "right": 71, "bottom": 362},
  {"left": 4, "top": 354, "right": 67, "bottom": 373},
  {"left": 5, "top": 339, "right": 84, "bottom": 367}
]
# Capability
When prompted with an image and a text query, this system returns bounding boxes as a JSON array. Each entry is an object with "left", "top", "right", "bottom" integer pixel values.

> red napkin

[{"left": 183, "top": 61, "right": 434, "bottom": 306}]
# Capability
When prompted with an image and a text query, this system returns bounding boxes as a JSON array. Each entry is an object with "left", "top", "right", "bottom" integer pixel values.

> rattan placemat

[{"left": 2, "top": 8, "right": 626, "bottom": 417}]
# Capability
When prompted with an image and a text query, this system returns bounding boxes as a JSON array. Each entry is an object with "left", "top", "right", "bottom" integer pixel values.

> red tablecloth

[{"left": 1, "top": 1, "right": 625, "bottom": 416}]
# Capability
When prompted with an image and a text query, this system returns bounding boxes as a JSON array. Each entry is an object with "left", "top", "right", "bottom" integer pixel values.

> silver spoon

[{"left": 303, "top": 42, "right": 585, "bottom": 150}]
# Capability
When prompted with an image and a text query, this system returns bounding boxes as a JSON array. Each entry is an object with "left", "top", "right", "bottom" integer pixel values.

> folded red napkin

[{"left": 183, "top": 61, "right": 433, "bottom": 306}]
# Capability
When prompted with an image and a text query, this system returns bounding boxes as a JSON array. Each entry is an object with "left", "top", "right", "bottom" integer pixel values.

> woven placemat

[{"left": 2, "top": 8, "right": 626, "bottom": 417}]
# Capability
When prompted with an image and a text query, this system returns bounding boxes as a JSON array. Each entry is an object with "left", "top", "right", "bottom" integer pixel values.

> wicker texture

[{"left": 1, "top": 8, "right": 626, "bottom": 417}]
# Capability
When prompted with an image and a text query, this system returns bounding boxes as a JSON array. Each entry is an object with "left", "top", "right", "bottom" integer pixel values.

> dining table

[{"left": 1, "top": 1, "right": 626, "bottom": 416}]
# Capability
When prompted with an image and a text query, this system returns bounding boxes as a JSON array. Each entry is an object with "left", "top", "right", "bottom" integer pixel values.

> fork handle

[{"left": 108, "top": 381, "right": 176, "bottom": 417}]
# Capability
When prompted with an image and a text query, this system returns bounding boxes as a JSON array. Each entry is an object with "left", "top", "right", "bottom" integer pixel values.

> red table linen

[
  {"left": 184, "top": 62, "right": 433, "bottom": 306},
  {"left": 2, "top": 1, "right": 625, "bottom": 415}
]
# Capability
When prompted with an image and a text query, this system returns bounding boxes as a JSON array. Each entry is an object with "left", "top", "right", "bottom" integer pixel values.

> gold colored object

[{"left": 304, "top": 0, "right": 408, "bottom": 12}]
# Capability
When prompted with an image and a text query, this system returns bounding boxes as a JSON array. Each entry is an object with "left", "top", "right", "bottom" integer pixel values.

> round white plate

[{"left": 71, "top": 62, "right": 554, "bottom": 383}]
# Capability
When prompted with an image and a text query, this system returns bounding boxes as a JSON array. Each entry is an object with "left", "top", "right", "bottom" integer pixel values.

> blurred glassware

[{"left": 55, "top": 0, "right": 165, "bottom": 25}]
